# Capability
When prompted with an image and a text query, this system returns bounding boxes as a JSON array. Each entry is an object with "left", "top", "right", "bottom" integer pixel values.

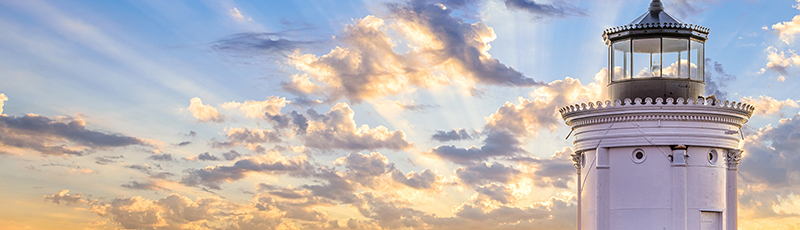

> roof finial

[{"left": 649, "top": 0, "right": 664, "bottom": 12}]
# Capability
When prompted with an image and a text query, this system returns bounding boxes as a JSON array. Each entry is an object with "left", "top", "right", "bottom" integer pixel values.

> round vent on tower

[
  {"left": 632, "top": 148, "right": 647, "bottom": 164},
  {"left": 708, "top": 149, "right": 718, "bottom": 164}
]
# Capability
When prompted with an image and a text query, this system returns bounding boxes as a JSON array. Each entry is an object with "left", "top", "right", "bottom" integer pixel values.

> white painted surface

[
  {"left": 564, "top": 98, "right": 752, "bottom": 230},
  {"left": 700, "top": 211, "right": 721, "bottom": 230}
]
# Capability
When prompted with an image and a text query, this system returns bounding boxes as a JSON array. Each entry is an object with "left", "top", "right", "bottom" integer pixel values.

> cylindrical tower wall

[
  {"left": 688, "top": 146, "right": 728, "bottom": 229},
  {"left": 580, "top": 149, "right": 598, "bottom": 230},
  {"left": 606, "top": 146, "right": 672, "bottom": 229},
  {"left": 578, "top": 146, "right": 732, "bottom": 230},
  {"left": 562, "top": 98, "right": 753, "bottom": 230}
]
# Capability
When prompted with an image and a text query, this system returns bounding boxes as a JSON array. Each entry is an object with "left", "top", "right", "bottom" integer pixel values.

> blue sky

[{"left": 1, "top": 0, "right": 800, "bottom": 229}]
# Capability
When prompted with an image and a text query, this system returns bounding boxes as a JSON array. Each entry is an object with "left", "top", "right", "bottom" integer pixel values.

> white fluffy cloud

[
  {"left": 485, "top": 71, "right": 606, "bottom": 137},
  {"left": 427, "top": 72, "right": 605, "bottom": 165},
  {"left": 769, "top": 1, "right": 800, "bottom": 45},
  {"left": 303, "top": 103, "right": 412, "bottom": 151},
  {"left": 287, "top": 2, "right": 543, "bottom": 103},
  {"left": 741, "top": 95, "right": 800, "bottom": 116},
  {"left": 761, "top": 46, "right": 800, "bottom": 76},
  {"left": 762, "top": 3, "right": 800, "bottom": 76},
  {"left": 222, "top": 96, "right": 289, "bottom": 119},
  {"left": 187, "top": 97, "right": 225, "bottom": 123},
  {"left": 0, "top": 93, "right": 7, "bottom": 115}
]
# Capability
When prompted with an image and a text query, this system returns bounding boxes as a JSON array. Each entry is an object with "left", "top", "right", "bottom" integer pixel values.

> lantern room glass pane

[
  {"left": 662, "top": 38, "right": 689, "bottom": 78},
  {"left": 632, "top": 38, "right": 661, "bottom": 78},
  {"left": 612, "top": 40, "right": 631, "bottom": 81},
  {"left": 691, "top": 40, "right": 704, "bottom": 81}
]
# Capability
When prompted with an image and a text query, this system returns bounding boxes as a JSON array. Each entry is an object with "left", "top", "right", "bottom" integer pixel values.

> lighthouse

[{"left": 559, "top": 1, "right": 754, "bottom": 230}]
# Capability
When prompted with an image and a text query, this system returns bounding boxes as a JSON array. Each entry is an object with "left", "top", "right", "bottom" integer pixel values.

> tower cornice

[
  {"left": 560, "top": 97, "right": 754, "bottom": 152},
  {"left": 560, "top": 97, "right": 754, "bottom": 126}
]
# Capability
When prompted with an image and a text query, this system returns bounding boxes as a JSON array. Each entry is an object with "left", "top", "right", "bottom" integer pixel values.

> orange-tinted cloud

[{"left": 187, "top": 97, "right": 225, "bottom": 123}]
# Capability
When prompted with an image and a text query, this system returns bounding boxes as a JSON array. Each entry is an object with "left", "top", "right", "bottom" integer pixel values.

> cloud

[
  {"left": 350, "top": 192, "right": 576, "bottom": 229},
  {"left": 0, "top": 114, "right": 155, "bottom": 156},
  {"left": 741, "top": 96, "right": 799, "bottom": 116},
  {"left": 252, "top": 189, "right": 332, "bottom": 222},
  {"left": 431, "top": 128, "right": 476, "bottom": 142},
  {"left": 212, "top": 33, "right": 312, "bottom": 57},
  {"left": 503, "top": 0, "right": 587, "bottom": 19},
  {"left": 269, "top": 110, "right": 309, "bottom": 135},
  {"left": 452, "top": 196, "right": 574, "bottom": 227},
  {"left": 303, "top": 103, "right": 412, "bottom": 151},
  {"left": 222, "top": 96, "right": 289, "bottom": 120},
  {"left": 0, "top": 93, "right": 7, "bottom": 114},
  {"left": 289, "top": 15, "right": 434, "bottom": 103},
  {"left": 337, "top": 152, "right": 444, "bottom": 191},
  {"left": 148, "top": 153, "right": 175, "bottom": 161},
  {"left": 515, "top": 147, "right": 576, "bottom": 189},
  {"left": 449, "top": 147, "right": 574, "bottom": 193},
  {"left": 223, "top": 150, "right": 242, "bottom": 161},
  {"left": 95, "top": 155, "right": 124, "bottom": 165},
  {"left": 187, "top": 97, "right": 225, "bottom": 123},
  {"left": 392, "top": 169, "right": 441, "bottom": 190},
  {"left": 739, "top": 114, "right": 800, "bottom": 218},
  {"left": 177, "top": 141, "right": 191, "bottom": 146},
  {"left": 228, "top": 7, "right": 251, "bottom": 22},
  {"left": 181, "top": 151, "right": 311, "bottom": 190},
  {"left": 126, "top": 163, "right": 160, "bottom": 175},
  {"left": 150, "top": 172, "right": 176, "bottom": 180},
  {"left": 424, "top": 0, "right": 483, "bottom": 10},
  {"left": 705, "top": 58, "right": 736, "bottom": 100},
  {"left": 455, "top": 162, "right": 522, "bottom": 186},
  {"left": 474, "top": 184, "right": 516, "bottom": 204},
  {"left": 337, "top": 152, "right": 394, "bottom": 186},
  {"left": 95, "top": 194, "right": 226, "bottom": 229},
  {"left": 768, "top": 6, "right": 800, "bottom": 44},
  {"left": 288, "top": 1, "right": 544, "bottom": 102},
  {"left": 388, "top": 2, "right": 544, "bottom": 87},
  {"left": 281, "top": 74, "right": 322, "bottom": 95},
  {"left": 43, "top": 190, "right": 87, "bottom": 205},
  {"left": 211, "top": 127, "right": 281, "bottom": 152},
  {"left": 45, "top": 190, "right": 319, "bottom": 230},
  {"left": 121, "top": 180, "right": 170, "bottom": 191},
  {"left": 663, "top": 0, "right": 718, "bottom": 18},
  {"left": 484, "top": 73, "right": 605, "bottom": 137},
  {"left": 762, "top": 46, "right": 800, "bottom": 76},
  {"left": 427, "top": 130, "right": 525, "bottom": 165},
  {"left": 349, "top": 193, "right": 435, "bottom": 228},
  {"left": 196, "top": 152, "right": 222, "bottom": 161},
  {"left": 395, "top": 101, "right": 440, "bottom": 112},
  {"left": 302, "top": 172, "right": 360, "bottom": 205},
  {"left": 38, "top": 163, "right": 95, "bottom": 174},
  {"left": 49, "top": 172, "right": 570, "bottom": 230}
]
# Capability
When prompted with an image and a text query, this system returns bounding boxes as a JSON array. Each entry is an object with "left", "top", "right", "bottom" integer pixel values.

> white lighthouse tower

[{"left": 560, "top": 1, "right": 754, "bottom": 230}]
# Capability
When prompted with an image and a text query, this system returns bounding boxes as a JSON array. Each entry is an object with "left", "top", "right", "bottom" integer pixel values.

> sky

[{"left": 1, "top": 0, "right": 800, "bottom": 229}]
